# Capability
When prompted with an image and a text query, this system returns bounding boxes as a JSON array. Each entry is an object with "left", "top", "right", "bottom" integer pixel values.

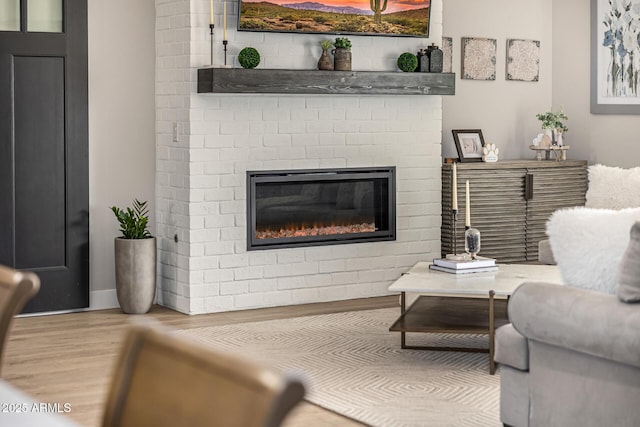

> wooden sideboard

[{"left": 441, "top": 160, "right": 588, "bottom": 263}]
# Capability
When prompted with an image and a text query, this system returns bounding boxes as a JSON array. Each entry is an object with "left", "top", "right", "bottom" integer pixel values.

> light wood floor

[{"left": 4, "top": 296, "right": 398, "bottom": 427}]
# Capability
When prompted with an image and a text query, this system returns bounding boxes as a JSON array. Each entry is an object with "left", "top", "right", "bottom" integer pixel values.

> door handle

[{"left": 525, "top": 173, "right": 534, "bottom": 200}]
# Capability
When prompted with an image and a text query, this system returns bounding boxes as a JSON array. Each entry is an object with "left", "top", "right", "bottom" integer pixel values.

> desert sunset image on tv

[{"left": 238, "top": 0, "right": 430, "bottom": 37}]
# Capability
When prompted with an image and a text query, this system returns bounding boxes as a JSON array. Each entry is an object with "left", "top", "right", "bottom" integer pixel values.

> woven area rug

[{"left": 178, "top": 308, "right": 500, "bottom": 427}]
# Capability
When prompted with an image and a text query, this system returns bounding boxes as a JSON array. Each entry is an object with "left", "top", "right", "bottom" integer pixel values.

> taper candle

[
  {"left": 223, "top": 1, "right": 227, "bottom": 40},
  {"left": 465, "top": 180, "right": 470, "bottom": 227},
  {"left": 452, "top": 163, "right": 458, "bottom": 211},
  {"left": 209, "top": 0, "right": 214, "bottom": 25}
]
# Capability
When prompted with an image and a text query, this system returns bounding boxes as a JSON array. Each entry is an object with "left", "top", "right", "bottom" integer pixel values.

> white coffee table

[{"left": 388, "top": 262, "right": 563, "bottom": 374}]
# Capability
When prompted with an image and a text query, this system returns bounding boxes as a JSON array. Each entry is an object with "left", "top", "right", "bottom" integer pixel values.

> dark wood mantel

[{"left": 197, "top": 67, "right": 455, "bottom": 95}]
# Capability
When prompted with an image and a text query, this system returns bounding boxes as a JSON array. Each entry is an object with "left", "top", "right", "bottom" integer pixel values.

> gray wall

[
  {"left": 88, "top": 0, "right": 156, "bottom": 303},
  {"left": 553, "top": 0, "right": 640, "bottom": 167},
  {"left": 444, "top": 0, "right": 640, "bottom": 167},
  {"left": 442, "top": 0, "right": 554, "bottom": 161}
]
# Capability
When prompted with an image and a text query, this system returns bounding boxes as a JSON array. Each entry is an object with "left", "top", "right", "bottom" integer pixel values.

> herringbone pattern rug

[{"left": 179, "top": 308, "right": 501, "bottom": 427}]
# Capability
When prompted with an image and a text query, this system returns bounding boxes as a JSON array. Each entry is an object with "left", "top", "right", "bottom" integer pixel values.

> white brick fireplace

[{"left": 156, "top": 0, "right": 445, "bottom": 314}]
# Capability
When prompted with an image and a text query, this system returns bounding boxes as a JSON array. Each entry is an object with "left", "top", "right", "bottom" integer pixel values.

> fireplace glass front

[{"left": 247, "top": 167, "right": 395, "bottom": 250}]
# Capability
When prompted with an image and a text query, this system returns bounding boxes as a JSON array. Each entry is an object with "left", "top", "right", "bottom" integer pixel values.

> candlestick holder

[
  {"left": 452, "top": 209, "right": 458, "bottom": 255},
  {"left": 445, "top": 209, "right": 467, "bottom": 261},
  {"left": 209, "top": 24, "right": 215, "bottom": 66},
  {"left": 222, "top": 40, "right": 228, "bottom": 66}
]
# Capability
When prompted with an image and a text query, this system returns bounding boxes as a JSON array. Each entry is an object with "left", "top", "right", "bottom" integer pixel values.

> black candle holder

[
  {"left": 452, "top": 209, "right": 458, "bottom": 255},
  {"left": 223, "top": 40, "right": 228, "bottom": 66},
  {"left": 209, "top": 24, "right": 215, "bottom": 66}
]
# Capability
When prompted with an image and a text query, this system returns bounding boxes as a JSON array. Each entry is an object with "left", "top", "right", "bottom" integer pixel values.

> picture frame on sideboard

[{"left": 452, "top": 129, "right": 485, "bottom": 162}]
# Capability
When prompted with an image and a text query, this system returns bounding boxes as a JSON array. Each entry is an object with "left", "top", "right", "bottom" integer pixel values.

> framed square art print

[
  {"left": 461, "top": 37, "right": 497, "bottom": 80},
  {"left": 506, "top": 39, "right": 540, "bottom": 82}
]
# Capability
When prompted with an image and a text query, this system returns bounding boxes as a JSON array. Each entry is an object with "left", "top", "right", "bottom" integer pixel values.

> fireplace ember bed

[{"left": 247, "top": 167, "right": 396, "bottom": 250}]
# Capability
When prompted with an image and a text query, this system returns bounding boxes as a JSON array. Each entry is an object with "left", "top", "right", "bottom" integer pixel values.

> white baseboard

[
  {"left": 89, "top": 289, "right": 119, "bottom": 310},
  {"left": 18, "top": 289, "right": 120, "bottom": 317}
]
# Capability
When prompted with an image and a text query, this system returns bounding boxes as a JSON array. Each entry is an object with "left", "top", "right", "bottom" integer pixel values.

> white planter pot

[{"left": 114, "top": 237, "right": 156, "bottom": 314}]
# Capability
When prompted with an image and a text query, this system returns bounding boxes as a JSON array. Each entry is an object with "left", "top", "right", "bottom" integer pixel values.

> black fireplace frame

[{"left": 247, "top": 167, "right": 396, "bottom": 250}]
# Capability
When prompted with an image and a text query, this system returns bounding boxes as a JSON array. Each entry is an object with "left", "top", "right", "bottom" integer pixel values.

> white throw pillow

[
  {"left": 546, "top": 207, "right": 640, "bottom": 294},
  {"left": 586, "top": 164, "right": 640, "bottom": 209}
]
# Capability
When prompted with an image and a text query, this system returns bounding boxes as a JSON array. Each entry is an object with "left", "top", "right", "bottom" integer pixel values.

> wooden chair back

[
  {"left": 0, "top": 265, "right": 40, "bottom": 376},
  {"left": 102, "top": 324, "right": 306, "bottom": 427}
]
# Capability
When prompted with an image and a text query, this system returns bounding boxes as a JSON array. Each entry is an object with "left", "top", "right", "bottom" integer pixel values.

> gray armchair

[
  {"left": 537, "top": 239, "right": 555, "bottom": 265},
  {"left": 495, "top": 282, "right": 640, "bottom": 426},
  {"left": 497, "top": 194, "right": 640, "bottom": 427}
]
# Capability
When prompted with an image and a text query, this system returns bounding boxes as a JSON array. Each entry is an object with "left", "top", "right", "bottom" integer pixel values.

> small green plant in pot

[
  {"left": 333, "top": 37, "right": 352, "bottom": 50},
  {"left": 536, "top": 110, "right": 568, "bottom": 133},
  {"left": 397, "top": 52, "right": 418, "bottom": 72},
  {"left": 238, "top": 47, "right": 261, "bottom": 69},
  {"left": 111, "top": 199, "right": 156, "bottom": 314},
  {"left": 332, "top": 37, "right": 352, "bottom": 71},
  {"left": 320, "top": 39, "right": 333, "bottom": 51},
  {"left": 111, "top": 199, "right": 152, "bottom": 239},
  {"left": 318, "top": 39, "right": 334, "bottom": 70},
  {"left": 536, "top": 109, "right": 568, "bottom": 145}
]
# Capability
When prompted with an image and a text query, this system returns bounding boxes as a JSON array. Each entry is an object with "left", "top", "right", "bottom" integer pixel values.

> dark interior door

[{"left": 0, "top": 0, "right": 89, "bottom": 312}]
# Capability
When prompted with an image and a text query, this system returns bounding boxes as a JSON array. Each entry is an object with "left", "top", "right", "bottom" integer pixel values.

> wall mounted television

[{"left": 238, "top": 0, "right": 430, "bottom": 37}]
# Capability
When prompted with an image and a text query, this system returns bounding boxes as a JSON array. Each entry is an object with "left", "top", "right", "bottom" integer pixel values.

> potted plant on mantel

[
  {"left": 110, "top": 199, "right": 156, "bottom": 314},
  {"left": 332, "top": 37, "right": 352, "bottom": 71},
  {"left": 318, "top": 39, "right": 334, "bottom": 71}
]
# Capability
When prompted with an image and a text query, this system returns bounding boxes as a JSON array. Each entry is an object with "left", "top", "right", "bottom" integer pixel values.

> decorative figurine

[{"left": 482, "top": 143, "right": 499, "bottom": 162}]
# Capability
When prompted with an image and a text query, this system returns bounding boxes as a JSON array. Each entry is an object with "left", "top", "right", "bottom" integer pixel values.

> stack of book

[{"left": 429, "top": 256, "right": 498, "bottom": 274}]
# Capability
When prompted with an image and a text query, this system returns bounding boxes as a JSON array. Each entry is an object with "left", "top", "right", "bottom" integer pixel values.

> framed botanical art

[
  {"left": 591, "top": 0, "right": 640, "bottom": 114},
  {"left": 452, "top": 129, "right": 485, "bottom": 162}
]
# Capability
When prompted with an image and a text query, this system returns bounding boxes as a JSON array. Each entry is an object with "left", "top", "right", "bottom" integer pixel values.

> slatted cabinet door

[
  {"left": 442, "top": 166, "right": 528, "bottom": 263},
  {"left": 441, "top": 160, "right": 587, "bottom": 263},
  {"left": 525, "top": 165, "right": 587, "bottom": 261}
]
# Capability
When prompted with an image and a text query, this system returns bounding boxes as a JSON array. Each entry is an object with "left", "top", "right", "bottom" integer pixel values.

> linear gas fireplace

[{"left": 247, "top": 167, "right": 396, "bottom": 250}]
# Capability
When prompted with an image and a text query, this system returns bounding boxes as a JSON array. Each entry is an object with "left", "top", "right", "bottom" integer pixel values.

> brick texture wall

[{"left": 156, "top": 0, "right": 445, "bottom": 314}]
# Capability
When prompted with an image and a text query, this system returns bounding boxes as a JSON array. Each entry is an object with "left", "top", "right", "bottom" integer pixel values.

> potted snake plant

[{"left": 110, "top": 199, "right": 156, "bottom": 314}]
